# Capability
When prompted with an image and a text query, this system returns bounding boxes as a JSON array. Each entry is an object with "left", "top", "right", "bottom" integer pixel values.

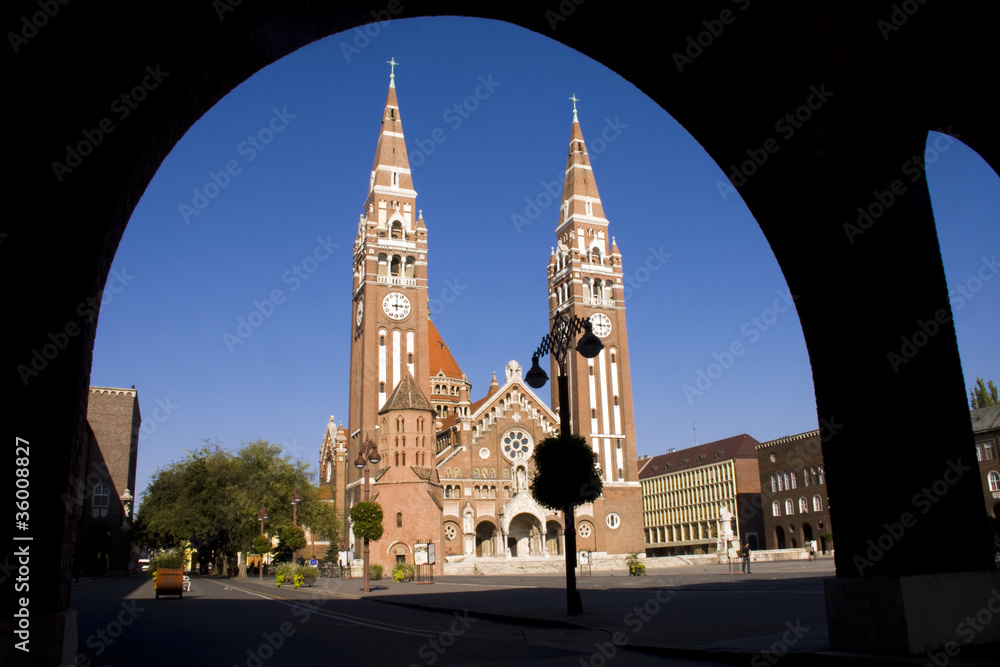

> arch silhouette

[{"left": 8, "top": 3, "right": 1000, "bottom": 660}]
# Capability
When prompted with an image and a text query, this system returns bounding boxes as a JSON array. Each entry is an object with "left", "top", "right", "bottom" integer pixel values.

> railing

[{"left": 377, "top": 275, "right": 417, "bottom": 287}]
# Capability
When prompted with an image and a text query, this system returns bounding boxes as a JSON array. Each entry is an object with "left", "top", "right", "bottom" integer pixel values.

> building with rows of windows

[
  {"left": 972, "top": 405, "right": 1000, "bottom": 519},
  {"left": 637, "top": 434, "right": 764, "bottom": 555},
  {"left": 757, "top": 429, "right": 832, "bottom": 552}
]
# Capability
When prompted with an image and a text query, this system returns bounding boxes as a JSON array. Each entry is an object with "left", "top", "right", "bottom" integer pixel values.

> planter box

[{"left": 154, "top": 568, "right": 185, "bottom": 598}]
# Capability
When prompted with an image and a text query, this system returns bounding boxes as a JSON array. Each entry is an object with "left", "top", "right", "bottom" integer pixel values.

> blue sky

[{"left": 87, "top": 18, "right": 1000, "bottom": 506}]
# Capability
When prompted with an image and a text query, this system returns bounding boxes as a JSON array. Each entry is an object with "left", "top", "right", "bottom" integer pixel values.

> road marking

[{"left": 204, "top": 580, "right": 435, "bottom": 637}]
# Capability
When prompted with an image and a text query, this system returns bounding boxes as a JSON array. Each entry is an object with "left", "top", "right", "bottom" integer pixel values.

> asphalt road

[{"left": 70, "top": 574, "right": 741, "bottom": 667}]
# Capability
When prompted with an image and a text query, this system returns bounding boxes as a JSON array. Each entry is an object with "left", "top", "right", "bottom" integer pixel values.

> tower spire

[
  {"left": 366, "top": 62, "right": 416, "bottom": 200},
  {"left": 559, "top": 99, "right": 607, "bottom": 232}
]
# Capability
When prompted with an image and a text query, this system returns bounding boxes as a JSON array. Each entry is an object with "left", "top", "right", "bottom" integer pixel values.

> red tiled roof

[
  {"left": 638, "top": 434, "right": 760, "bottom": 479},
  {"left": 428, "top": 320, "right": 464, "bottom": 379}
]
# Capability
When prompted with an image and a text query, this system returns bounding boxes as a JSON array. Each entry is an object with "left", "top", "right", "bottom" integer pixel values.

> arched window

[
  {"left": 770, "top": 474, "right": 777, "bottom": 493},
  {"left": 474, "top": 486, "right": 481, "bottom": 498},
  {"left": 818, "top": 466, "right": 825, "bottom": 485},
  {"left": 396, "top": 512, "right": 402, "bottom": 527},
  {"left": 390, "top": 220, "right": 404, "bottom": 239},
  {"left": 803, "top": 468, "right": 810, "bottom": 487},
  {"left": 377, "top": 253, "right": 388, "bottom": 276},
  {"left": 777, "top": 473, "right": 784, "bottom": 492},
  {"left": 390, "top": 255, "right": 402, "bottom": 276},
  {"left": 404, "top": 255, "right": 415, "bottom": 278},
  {"left": 395, "top": 452, "right": 399, "bottom": 466},
  {"left": 772, "top": 500, "right": 781, "bottom": 517},
  {"left": 401, "top": 451, "right": 405, "bottom": 466},
  {"left": 783, "top": 472, "right": 790, "bottom": 490},
  {"left": 93, "top": 483, "right": 109, "bottom": 508},
  {"left": 784, "top": 499, "right": 794, "bottom": 515},
  {"left": 590, "top": 247, "right": 601, "bottom": 264},
  {"left": 813, "top": 494, "right": 823, "bottom": 511},
  {"left": 799, "top": 497, "right": 808, "bottom": 513},
  {"left": 790, "top": 472, "right": 797, "bottom": 489}
]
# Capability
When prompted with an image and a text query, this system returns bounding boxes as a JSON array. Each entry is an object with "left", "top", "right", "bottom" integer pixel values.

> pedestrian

[{"left": 742, "top": 542, "right": 752, "bottom": 574}]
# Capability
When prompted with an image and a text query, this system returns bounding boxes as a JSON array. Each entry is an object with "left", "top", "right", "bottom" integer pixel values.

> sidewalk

[{"left": 311, "top": 560, "right": 998, "bottom": 666}]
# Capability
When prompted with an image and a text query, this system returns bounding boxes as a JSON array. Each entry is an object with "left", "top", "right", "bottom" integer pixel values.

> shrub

[
  {"left": 625, "top": 552, "right": 645, "bottom": 575},
  {"left": 150, "top": 548, "right": 185, "bottom": 575},
  {"left": 369, "top": 563, "right": 383, "bottom": 581},
  {"left": 392, "top": 562, "right": 415, "bottom": 582},
  {"left": 275, "top": 562, "right": 296, "bottom": 587}
]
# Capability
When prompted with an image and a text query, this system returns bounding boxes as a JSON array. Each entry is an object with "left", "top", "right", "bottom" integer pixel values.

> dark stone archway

[{"left": 7, "top": 2, "right": 1000, "bottom": 662}]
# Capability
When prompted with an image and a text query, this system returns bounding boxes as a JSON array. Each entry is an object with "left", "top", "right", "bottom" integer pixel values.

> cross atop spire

[
  {"left": 387, "top": 57, "right": 399, "bottom": 87},
  {"left": 569, "top": 93, "right": 580, "bottom": 122}
]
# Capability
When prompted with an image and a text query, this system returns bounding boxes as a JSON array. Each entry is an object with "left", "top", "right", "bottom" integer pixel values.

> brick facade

[
  {"left": 77, "top": 387, "right": 140, "bottom": 575},
  {"left": 972, "top": 406, "right": 1000, "bottom": 518},
  {"left": 757, "top": 430, "right": 832, "bottom": 552},
  {"left": 333, "top": 71, "right": 645, "bottom": 572}
]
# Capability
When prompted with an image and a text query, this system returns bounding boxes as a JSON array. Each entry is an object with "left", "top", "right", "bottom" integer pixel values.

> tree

[
  {"left": 529, "top": 433, "right": 603, "bottom": 615},
  {"left": 273, "top": 526, "right": 307, "bottom": 564},
  {"left": 350, "top": 501, "right": 384, "bottom": 542},
  {"left": 971, "top": 378, "right": 999, "bottom": 409},
  {"left": 135, "top": 439, "right": 322, "bottom": 577}
]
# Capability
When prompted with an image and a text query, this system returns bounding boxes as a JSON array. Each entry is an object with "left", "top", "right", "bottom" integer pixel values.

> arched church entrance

[
  {"left": 476, "top": 521, "right": 497, "bottom": 557},
  {"left": 803, "top": 522, "right": 814, "bottom": 546},
  {"left": 545, "top": 520, "right": 563, "bottom": 556},
  {"left": 508, "top": 513, "right": 542, "bottom": 557},
  {"left": 775, "top": 525, "right": 786, "bottom": 550}
]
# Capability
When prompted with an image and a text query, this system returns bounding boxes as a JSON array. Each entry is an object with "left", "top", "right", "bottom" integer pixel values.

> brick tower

[
  {"left": 346, "top": 61, "right": 432, "bottom": 526},
  {"left": 546, "top": 98, "right": 644, "bottom": 553}
]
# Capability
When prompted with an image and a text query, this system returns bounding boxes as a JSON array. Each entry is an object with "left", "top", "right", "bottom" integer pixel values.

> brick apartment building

[
  {"left": 756, "top": 429, "right": 832, "bottom": 552},
  {"left": 972, "top": 405, "right": 1000, "bottom": 518}
]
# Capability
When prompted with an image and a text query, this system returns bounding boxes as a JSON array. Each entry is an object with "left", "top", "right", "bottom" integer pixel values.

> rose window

[
  {"left": 578, "top": 523, "right": 592, "bottom": 538},
  {"left": 444, "top": 524, "right": 457, "bottom": 541},
  {"left": 502, "top": 429, "right": 533, "bottom": 461}
]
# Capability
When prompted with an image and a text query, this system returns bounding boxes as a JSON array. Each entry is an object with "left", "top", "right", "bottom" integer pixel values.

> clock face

[
  {"left": 356, "top": 299, "right": 364, "bottom": 326},
  {"left": 590, "top": 313, "right": 612, "bottom": 338},
  {"left": 382, "top": 292, "right": 411, "bottom": 320}
]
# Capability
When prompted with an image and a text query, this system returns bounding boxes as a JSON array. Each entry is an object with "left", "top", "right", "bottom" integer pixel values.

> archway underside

[{"left": 8, "top": 2, "right": 1000, "bottom": 661}]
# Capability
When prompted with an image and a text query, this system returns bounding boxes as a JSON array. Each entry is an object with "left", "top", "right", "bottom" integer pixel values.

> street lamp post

[
  {"left": 258, "top": 506, "right": 268, "bottom": 580},
  {"left": 525, "top": 313, "right": 604, "bottom": 616},
  {"left": 290, "top": 485, "right": 302, "bottom": 564},
  {"left": 354, "top": 438, "right": 382, "bottom": 594}
]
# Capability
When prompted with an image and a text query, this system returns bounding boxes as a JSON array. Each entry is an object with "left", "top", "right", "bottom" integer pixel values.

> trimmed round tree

[
  {"left": 529, "top": 433, "right": 603, "bottom": 615},
  {"left": 530, "top": 434, "right": 603, "bottom": 509},
  {"left": 350, "top": 501, "right": 384, "bottom": 542}
]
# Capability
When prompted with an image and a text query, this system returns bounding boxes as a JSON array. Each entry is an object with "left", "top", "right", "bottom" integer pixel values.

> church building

[{"left": 320, "top": 63, "right": 644, "bottom": 574}]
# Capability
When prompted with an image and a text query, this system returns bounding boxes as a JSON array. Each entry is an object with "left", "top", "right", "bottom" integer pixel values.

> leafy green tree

[
  {"left": 299, "top": 499, "right": 342, "bottom": 546},
  {"left": 251, "top": 535, "right": 272, "bottom": 556},
  {"left": 350, "top": 501, "right": 384, "bottom": 542},
  {"left": 135, "top": 439, "right": 325, "bottom": 577},
  {"left": 971, "top": 377, "right": 999, "bottom": 409},
  {"left": 273, "top": 526, "right": 307, "bottom": 563},
  {"left": 530, "top": 433, "right": 603, "bottom": 615}
]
